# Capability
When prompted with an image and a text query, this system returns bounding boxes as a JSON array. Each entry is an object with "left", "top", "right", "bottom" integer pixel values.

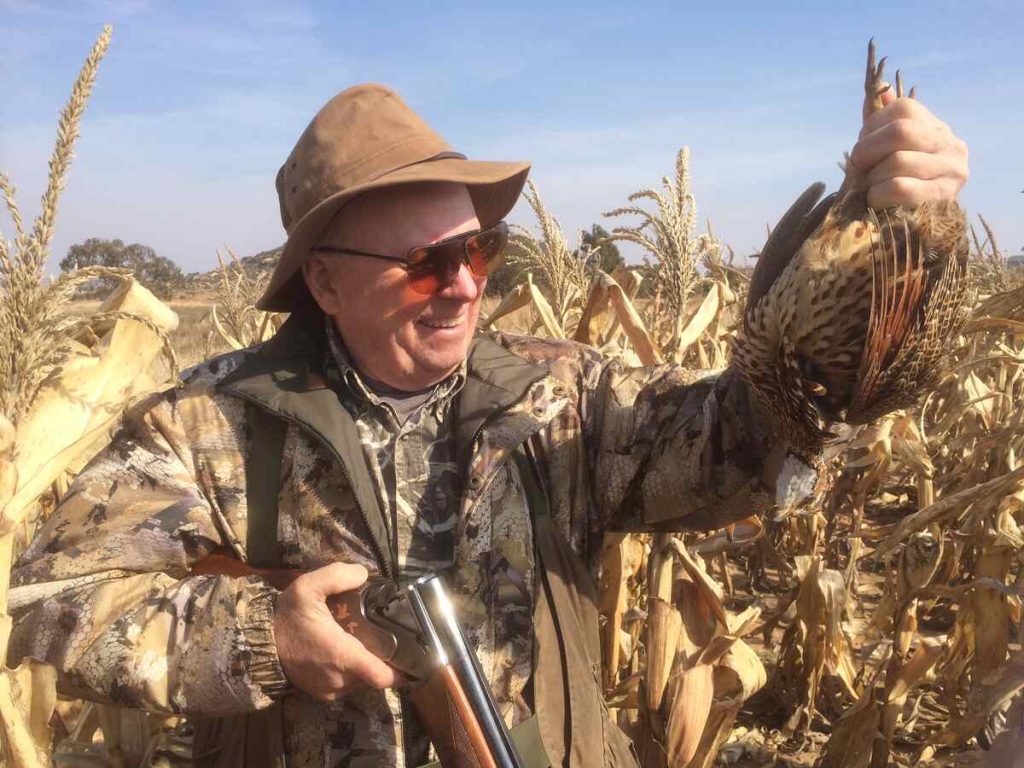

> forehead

[{"left": 322, "top": 182, "right": 480, "bottom": 253}]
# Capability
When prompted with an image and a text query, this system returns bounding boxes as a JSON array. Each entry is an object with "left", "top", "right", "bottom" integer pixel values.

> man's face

[{"left": 302, "top": 182, "right": 484, "bottom": 391}]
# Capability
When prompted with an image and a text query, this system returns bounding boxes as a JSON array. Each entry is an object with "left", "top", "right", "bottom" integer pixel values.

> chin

[
  {"left": 406, "top": 343, "right": 467, "bottom": 383},
  {"left": 413, "top": 352, "right": 463, "bottom": 379}
]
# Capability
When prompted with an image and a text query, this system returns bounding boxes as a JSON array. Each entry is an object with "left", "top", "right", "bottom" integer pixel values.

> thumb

[{"left": 303, "top": 562, "right": 369, "bottom": 598}]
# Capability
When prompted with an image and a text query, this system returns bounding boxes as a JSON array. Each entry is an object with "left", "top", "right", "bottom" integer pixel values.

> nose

[{"left": 436, "top": 260, "right": 483, "bottom": 302}]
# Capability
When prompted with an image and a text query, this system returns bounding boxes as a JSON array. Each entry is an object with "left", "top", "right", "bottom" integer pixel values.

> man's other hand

[
  {"left": 274, "top": 562, "right": 400, "bottom": 702},
  {"left": 850, "top": 82, "right": 969, "bottom": 209}
]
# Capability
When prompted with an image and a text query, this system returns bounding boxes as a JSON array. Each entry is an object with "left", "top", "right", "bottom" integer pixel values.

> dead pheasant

[{"left": 732, "top": 40, "right": 971, "bottom": 512}]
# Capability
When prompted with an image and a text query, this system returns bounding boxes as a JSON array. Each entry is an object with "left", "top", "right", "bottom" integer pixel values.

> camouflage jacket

[{"left": 8, "top": 311, "right": 788, "bottom": 767}]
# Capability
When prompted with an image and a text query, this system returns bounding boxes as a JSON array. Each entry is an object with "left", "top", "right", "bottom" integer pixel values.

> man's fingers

[
  {"left": 342, "top": 635, "right": 401, "bottom": 689},
  {"left": 850, "top": 118, "right": 952, "bottom": 173},
  {"left": 861, "top": 95, "right": 931, "bottom": 137},
  {"left": 865, "top": 150, "right": 961, "bottom": 188},
  {"left": 866, "top": 176, "right": 960, "bottom": 208},
  {"left": 301, "top": 561, "right": 369, "bottom": 599}
]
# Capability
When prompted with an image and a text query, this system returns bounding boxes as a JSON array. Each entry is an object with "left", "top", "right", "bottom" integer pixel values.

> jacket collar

[{"left": 455, "top": 333, "right": 553, "bottom": 472}]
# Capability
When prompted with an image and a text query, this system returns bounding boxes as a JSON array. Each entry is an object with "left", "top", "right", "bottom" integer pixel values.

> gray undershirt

[{"left": 359, "top": 374, "right": 435, "bottom": 425}]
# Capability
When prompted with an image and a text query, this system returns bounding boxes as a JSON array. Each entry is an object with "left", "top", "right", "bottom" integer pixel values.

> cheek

[
  {"left": 398, "top": 281, "right": 426, "bottom": 306},
  {"left": 334, "top": 271, "right": 424, "bottom": 340}
]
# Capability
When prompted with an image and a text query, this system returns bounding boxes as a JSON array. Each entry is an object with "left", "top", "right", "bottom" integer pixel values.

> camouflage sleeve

[
  {"left": 6, "top": 390, "right": 291, "bottom": 716},
  {"left": 582, "top": 356, "right": 784, "bottom": 532}
]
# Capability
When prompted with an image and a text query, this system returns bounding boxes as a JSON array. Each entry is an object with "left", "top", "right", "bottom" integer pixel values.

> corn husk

[{"left": 1, "top": 279, "right": 178, "bottom": 531}]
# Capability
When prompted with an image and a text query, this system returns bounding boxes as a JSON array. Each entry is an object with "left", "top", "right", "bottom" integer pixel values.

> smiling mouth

[{"left": 418, "top": 317, "right": 463, "bottom": 329}]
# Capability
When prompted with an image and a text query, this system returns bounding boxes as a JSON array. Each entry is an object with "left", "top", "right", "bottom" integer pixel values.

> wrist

[{"left": 241, "top": 581, "right": 293, "bottom": 700}]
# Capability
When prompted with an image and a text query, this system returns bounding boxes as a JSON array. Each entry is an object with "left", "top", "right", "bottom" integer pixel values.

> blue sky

[{"left": 2, "top": 0, "right": 1022, "bottom": 275}]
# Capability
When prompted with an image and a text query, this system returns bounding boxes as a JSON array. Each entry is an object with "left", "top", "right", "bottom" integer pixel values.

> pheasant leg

[{"left": 865, "top": 39, "right": 891, "bottom": 115}]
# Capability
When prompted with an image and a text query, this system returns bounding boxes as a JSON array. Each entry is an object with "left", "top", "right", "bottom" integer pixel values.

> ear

[{"left": 301, "top": 255, "right": 342, "bottom": 315}]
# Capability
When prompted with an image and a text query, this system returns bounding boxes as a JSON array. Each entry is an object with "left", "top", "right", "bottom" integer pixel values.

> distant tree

[
  {"left": 578, "top": 224, "right": 623, "bottom": 275},
  {"left": 60, "top": 238, "right": 184, "bottom": 299},
  {"left": 484, "top": 258, "right": 523, "bottom": 297}
]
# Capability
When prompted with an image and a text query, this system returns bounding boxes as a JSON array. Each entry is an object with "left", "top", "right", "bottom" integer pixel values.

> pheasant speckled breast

[{"left": 732, "top": 41, "right": 971, "bottom": 502}]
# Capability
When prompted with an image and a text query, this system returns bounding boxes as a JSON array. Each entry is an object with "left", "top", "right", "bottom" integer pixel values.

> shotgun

[{"left": 193, "top": 553, "right": 526, "bottom": 768}]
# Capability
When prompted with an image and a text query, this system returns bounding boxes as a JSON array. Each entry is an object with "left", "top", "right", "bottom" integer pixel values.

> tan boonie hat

[{"left": 257, "top": 83, "right": 531, "bottom": 311}]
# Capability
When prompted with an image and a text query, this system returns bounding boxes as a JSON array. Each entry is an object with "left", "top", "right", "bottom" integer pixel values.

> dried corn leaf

[
  {"left": 665, "top": 662, "right": 715, "bottom": 767},
  {"left": 670, "top": 539, "right": 728, "bottom": 631},
  {"left": 598, "top": 271, "right": 663, "bottom": 365},
  {"left": 0, "top": 457, "right": 15, "bottom": 515},
  {"left": 778, "top": 556, "right": 858, "bottom": 733},
  {"left": 877, "top": 466, "right": 1024, "bottom": 557},
  {"left": 676, "top": 282, "right": 720, "bottom": 359},
  {"left": 717, "top": 637, "right": 767, "bottom": 702},
  {"left": 887, "top": 636, "right": 944, "bottom": 702},
  {"left": 481, "top": 281, "right": 534, "bottom": 329},
  {"left": 982, "top": 695, "right": 1024, "bottom": 768},
  {"left": 599, "top": 535, "right": 635, "bottom": 688},
  {"left": 818, "top": 680, "right": 882, "bottom": 768},
  {"left": 938, "top": 647, "right": 1024, "bottom": 746},
  {"left": 1, "top": 280, "right": 178, "bottom": 529},
  {"left": 724, "top": 605, "right": 763, "bottom": 639},
  {"left": 685, "top": 639, "right": 767, "bottom": 768},
  {"left": 692, "top": 515, "right": 764, "bottom": 556},
  {"left": 210, "top": 304, "right": 245, "bottom": 351},
  {"left": 0, "top": 661, "right": 57, "bottom": 768},
  {"left": 972, "top": 539, "right": 1015, "bottom": 687},
  {"left": 601, "top": 267, "right": 644, "bottom": 348},
  {"left": 522, "top": 277, "right": 566, "bottom": 339},
  {"left": 973, "top": 282, "right": 1024, "bottom": 320},
  {"left": 645, "top": 597, "right": 682, "bottom": 711},
  {"left": 574, "top": 273, "right": 613, "bottom": 346}
]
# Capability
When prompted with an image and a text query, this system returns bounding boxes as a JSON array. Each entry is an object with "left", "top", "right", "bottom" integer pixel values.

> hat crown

[{"left": 276, "top": 84, "right": 455, "bottom": 233}]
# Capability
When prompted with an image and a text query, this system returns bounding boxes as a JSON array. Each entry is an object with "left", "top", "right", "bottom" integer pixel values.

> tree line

[
  {"left": 60, "top": 225, "right": 627, "bottom": 301},
  {"left": 60, "top": 238, "right": 185, "bottom": 299}
]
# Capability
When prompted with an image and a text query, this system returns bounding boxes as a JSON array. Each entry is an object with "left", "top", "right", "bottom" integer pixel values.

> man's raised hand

[{"left": 850, "top": 80, "right": 969, "bottom": 209}]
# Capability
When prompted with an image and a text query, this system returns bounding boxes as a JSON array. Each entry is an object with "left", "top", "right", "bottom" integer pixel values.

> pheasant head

[{"left": 732, "top": 40, "right": 971, "bottom": 512}]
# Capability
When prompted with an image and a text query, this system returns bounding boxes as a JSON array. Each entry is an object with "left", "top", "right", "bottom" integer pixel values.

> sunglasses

[{"left": 313, "top": 220, "right": 509, "bottom": 295}]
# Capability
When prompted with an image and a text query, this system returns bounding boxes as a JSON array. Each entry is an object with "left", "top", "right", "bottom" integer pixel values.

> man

[{"left": 8, "top": 82, "right": 967, "bottom": 766}]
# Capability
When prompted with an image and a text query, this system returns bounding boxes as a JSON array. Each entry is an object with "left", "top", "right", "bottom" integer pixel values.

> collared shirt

[
  {"left": 321, "top": 317, "right": 466, "bottom": 580},
  {"left": 321, "top": 319, "right": 471, "bottom": 764}
]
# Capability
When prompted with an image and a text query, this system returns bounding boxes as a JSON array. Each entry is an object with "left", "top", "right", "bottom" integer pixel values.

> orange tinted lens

[
  {"left": 465, "top": 224, "right": 508, "bottom": 277},
  {"left": 404, "top": 224, "right": 508, "bottom": 294},
  {"left": 406, "top": 246, "right": 460, "bottom": 294}
]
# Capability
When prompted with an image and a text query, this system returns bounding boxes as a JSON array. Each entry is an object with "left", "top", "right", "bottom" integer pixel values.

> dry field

[{"left": 2, "top": 25, "right": 1023, "bottom": 768}]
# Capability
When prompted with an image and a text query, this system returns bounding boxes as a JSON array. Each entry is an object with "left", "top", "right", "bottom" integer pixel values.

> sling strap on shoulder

[
  {"left": 513, "top": 445, "right": 639, "bottom": 768},
  {"left": 244, "top": 402, "right": 289, "bottom": 568},
  {"left": 191, "top": 403, "right": 288, "bottom": 768}
]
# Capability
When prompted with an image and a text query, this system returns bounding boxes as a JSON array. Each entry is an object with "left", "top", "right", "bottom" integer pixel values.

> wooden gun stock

[
  {"left": 191, "top": 551, "right": 301, "bottom": 591},
  {"left": 411, "top": 665, "right": 498, "bottom": 768}
]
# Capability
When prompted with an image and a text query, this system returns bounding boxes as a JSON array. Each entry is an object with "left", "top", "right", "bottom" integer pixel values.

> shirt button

[
  {"left": 552, "top": 385, "right": 567, "bottom": 397},
  {"left": 468, "top": 474, "right": 483, "bottom": 490},
  {"left": 532, "top": 406, "right": 545, "bottom": 417}
]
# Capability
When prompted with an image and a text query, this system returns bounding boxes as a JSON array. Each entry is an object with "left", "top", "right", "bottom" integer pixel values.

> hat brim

[{"left": 256, "top": 156, "right": 531, "bottom": 312}]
